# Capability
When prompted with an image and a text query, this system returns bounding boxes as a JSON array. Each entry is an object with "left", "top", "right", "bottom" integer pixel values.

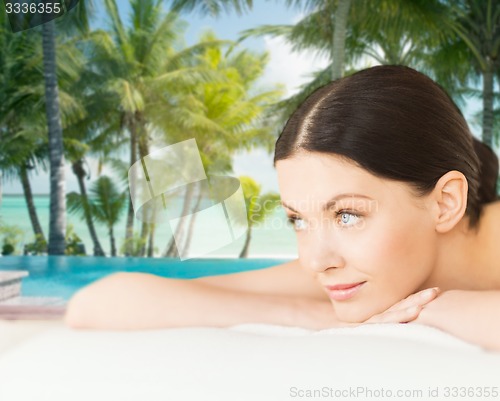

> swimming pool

[{"left": 0, "top": 256, "right": 291, "bottom": 301}]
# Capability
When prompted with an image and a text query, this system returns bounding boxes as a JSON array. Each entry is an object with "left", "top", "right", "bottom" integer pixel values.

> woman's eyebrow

[{"left": 281, "top": 193, "right": 373, "bottom": 214}]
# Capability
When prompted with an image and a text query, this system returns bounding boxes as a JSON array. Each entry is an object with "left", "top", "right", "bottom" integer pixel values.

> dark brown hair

[
  {"left": 274, "top": 65, "right": 496, "bottom": 230},
  {"left": 472, "top": 137, "right": 499, "bottom": 204}
]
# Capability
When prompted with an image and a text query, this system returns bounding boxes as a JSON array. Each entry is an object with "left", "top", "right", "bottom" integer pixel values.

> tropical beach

[
  {"left": 1, "top": 1, "right": 500, "bottom": 399},
  {"left": 0, "top": 194, "right": 298, "bottom": 257}
]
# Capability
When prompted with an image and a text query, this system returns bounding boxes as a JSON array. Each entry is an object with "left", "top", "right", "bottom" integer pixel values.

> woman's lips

[{"left": 325, "top": 281, "right": 366, "bottom": 301}]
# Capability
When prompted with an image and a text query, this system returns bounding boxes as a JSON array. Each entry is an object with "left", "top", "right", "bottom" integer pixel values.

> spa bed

[{"left": 0, "top": 320, "right": 499, "bottom": 401}]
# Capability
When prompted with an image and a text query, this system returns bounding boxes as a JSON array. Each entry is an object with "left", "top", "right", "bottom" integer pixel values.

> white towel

[
  {"left": 0, "top": 323, "right": 498, "bottom": 401},
  {"left": 229, "top": 322, "right": 481, "bottom": 350}
]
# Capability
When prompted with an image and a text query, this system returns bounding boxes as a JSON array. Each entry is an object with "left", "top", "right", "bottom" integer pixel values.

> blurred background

[{"left": 1, "top": 0, "right": 499, "bottom": 259}]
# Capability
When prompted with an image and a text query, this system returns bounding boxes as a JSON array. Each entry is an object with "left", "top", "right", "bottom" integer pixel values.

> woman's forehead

[
  {"left": 276, "top": 153, "right": 376, "bottom": 189},
  {"left": 276, "top": 153, "right": 411, "bottom": 209}
]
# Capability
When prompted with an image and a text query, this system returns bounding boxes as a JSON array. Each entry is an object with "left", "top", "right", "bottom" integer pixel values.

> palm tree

[
  {"left": 62, "top": 39, "right": 127, "bottom": 256},
  {"left": 89, "top": 176, "right": 127, "bottom": 257},
  {"left": 436, "top": 0, "right": 500, "bottom": 147},
  {"left": 42, "top": 19, "right": 66, "bottom": 255},
  {"left": 17, "top": 153, "right": 47, "bottom": 249},
  {"left": 237, "top": 176, "right": 280, "bottom": 258},
  {"left": 170, "top": 0, "right": 252, "bottom": 16},
  {"left": 0, "top": 11, "right": 48, "bottom": 248},
  {"left": 1, "top": 8, "right": 89, "bottom": 251},
  {"left": 67, "top": 175, "right": 127, "bottom": 256},
  {"left": 151, "top": 32, "right": 282, "bottom": 257},
  {"left": 93, "top": 0, "right": 231, "bottom": 256},
  {"left": 0, "top": 126, "right": 48, "bottom": 249},
  {"left": 237, "top": 1, "right": 498, "bottom": 145},
  {"left": 330, "top": 0, "right": 351, "bottom": 80},
  {"left": 237, "top": 1, "right": 451, "bottom": 125},
  {"left": 38, "top": 1, "right": 95, "bottom": 254},
  {"left": 173, "top": 0, "right": 449, "bottom": 79},
  {"left": 69, "top": 158, "right": 105, "bottom": 256}
]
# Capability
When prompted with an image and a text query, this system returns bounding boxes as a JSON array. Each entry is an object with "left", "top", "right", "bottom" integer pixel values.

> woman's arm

[
  {"left": 64, "top": 272, "right": 339, "bottom": 331},
  {"left": 191, "top": 258, "right": 329, "bottom": 301},
  {"left": 412, "top": 290, "right": 500, "bottom": 351}
]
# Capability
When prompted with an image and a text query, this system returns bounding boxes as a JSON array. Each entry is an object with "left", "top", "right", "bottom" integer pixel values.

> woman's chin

[{"left": 334, "top": 307, "right": 374, "bottom": 324}]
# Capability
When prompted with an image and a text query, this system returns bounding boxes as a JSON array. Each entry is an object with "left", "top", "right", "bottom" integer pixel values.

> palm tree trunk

[
  {"left": 147, "top": 223, "right": 155, "bottom": 258},
  {"left": 331, "top": 0, "right": 351, "bottom": 80},
  {"left": 164, "top": 184, "right": 195, "bottom": 258},
  {"left": 164, "top": 235, "right": 176, "bottom": 257},
  {"left": 138, "top": 133, "right": 150, "bottom": 257},
  {"left": 19, "top": 164, "right": 46, "bottom": 244},
  {"left": 42, "top": 19, "right": 66, "bottom": 255},
  {"left": 139, "top": 223, "right": 149, "bottom": 256},
  {"left": 182, "top": 182, "right": 203, "bottom": 257},
  {"left": 238, "top": 227, "right": 252, "bottom": 258},
  {"left": 72, "top": 159, "right": 105, "bottom": 256},
  {"left": 124, "top": 115, "right": 137, "bottom": 256},
  {"left": 482, "top": 68, "right": 494, "bottom": 147},
  {"left": 109, "top": 225, "right": 117, "bottom": 257}
]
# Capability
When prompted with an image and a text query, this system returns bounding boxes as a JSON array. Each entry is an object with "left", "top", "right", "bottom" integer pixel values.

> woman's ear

[{"left": 430, "top": 170, "right": 468, "bottom": 233}]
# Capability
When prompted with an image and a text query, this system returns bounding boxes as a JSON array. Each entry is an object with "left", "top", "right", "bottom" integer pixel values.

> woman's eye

[
  {"left": 287, "top": 211, "right": 361, "bottom": 231},
  {"left": 336, "top": 211, "right": 360, "bottom": 227},
  {"left": 287, "top": 216, "right": 308, "bottom": 231}
]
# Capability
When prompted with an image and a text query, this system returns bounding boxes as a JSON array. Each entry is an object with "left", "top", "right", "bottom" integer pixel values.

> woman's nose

[{"left": 299, "top": 230, "right": 345, "bottom": 273}]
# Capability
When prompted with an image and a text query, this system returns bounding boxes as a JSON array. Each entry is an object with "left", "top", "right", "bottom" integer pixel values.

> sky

[{"left": 2, "top": 0, "right": 485, "bottom": 195}]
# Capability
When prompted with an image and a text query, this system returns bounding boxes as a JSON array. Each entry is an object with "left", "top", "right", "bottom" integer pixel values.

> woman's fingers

[
  {"left": 365, "top": 304, "right": 423, "bottom": 324},
  {"left": 364, "top": 287, "right": 441, "bottom": 324},
  {"left": 323, "top": 287, "right": 442, "bottom": 327},
  {"left": 385, "top": 287, "right": 440, "bottom": 313}
]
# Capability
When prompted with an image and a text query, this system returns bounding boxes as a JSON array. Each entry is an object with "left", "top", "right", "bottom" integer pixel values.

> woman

[{"left": 65, "top": 65, "right": 500, "bottom": 351}]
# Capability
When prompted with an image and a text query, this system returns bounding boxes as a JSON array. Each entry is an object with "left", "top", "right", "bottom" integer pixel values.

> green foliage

[
  {"left": 155, "top": 30, "right": 283, "bottom": 178},
  {"left": 239, "top": 1, "right": 461, "bottom": 125},
  {"left": 24, "top": 234, "right": 48, "bottom": 255},
  {"left": 65, "top": 226, "right": 86, "bottom": 256},
  {"left": 239, "top": 175, "right": 281, "bottom": 226},
  {"left": 0, "top": 15, "right": 48, "bottom": 182},
  {"left": 68, "top": 175, "right": 126, "bottom": 229},
  {"left": 89, "top": 176, "right": 127, "bottom": 229},
  {"left": 120, "top": 233, "right": 147, "bottom": 257},
  {"left": 170, "top": 0, "right": 253, "bottom": 17},
  {"left": 67, "top": 175, "right": 126, "bottom": 255},
  {"left": 0, "top": 220, "right": 25, "bottom": 255},
  {"left": 1, "top": 243, "right": 14, "bottom": 256}
]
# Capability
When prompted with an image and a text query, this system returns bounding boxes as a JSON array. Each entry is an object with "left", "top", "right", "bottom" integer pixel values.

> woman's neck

[{"left": 417, "top": 204, "right": 500, "bottom": 292}]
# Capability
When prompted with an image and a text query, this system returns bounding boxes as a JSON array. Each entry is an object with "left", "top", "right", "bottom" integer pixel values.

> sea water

[{"left": 0, "top": 195, "right": 298, "bottom": 258}]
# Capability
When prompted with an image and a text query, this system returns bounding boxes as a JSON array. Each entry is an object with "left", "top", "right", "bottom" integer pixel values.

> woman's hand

[
  {"left": 298, "top": 287, "right": 441, "bottom": 330},
  {"left": 363, "top": 287, "right": 441, "bottom": 325},
  {"left": 408, "top": 289, "right": 500, "bottom": 351}
]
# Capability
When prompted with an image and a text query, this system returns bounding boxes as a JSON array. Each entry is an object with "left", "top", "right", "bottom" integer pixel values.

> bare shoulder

[{"left": 192, "top": 259, "right": 329, "bottom": 301}]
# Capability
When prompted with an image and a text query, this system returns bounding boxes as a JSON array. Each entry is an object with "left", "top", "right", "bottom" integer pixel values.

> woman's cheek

[{"left": 365, "top": 212, "right": 436, "bottom": 299}]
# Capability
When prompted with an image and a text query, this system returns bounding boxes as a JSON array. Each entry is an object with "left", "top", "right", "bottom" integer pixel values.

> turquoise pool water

[{"left": 0, "top": 256, "right": 291, "bottom": 301}]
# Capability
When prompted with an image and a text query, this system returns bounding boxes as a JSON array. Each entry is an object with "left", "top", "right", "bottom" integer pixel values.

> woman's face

[{"left": 275, "top": 152, "right": 439, "bottom": 323}]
